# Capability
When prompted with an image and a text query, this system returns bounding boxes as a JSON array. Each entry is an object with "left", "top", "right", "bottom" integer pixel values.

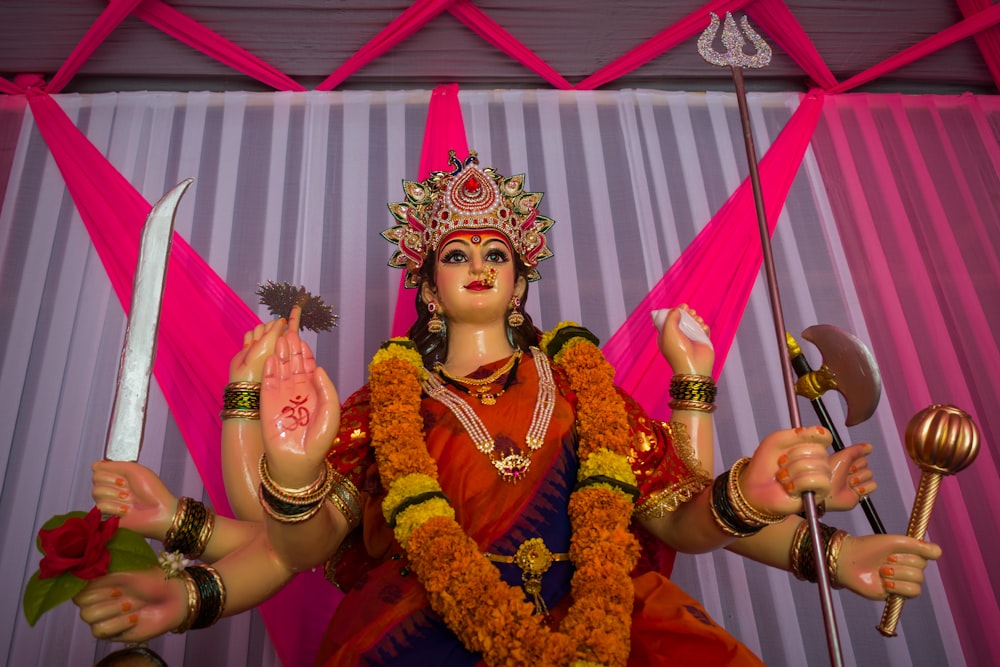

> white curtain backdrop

[{"left": 1, "top": 89, "right": 985, "bottom": 666}]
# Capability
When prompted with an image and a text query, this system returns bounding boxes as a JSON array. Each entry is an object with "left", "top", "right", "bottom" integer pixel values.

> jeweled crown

[{"left": 382, "top": 151, "right": 554, "bottom": 287}]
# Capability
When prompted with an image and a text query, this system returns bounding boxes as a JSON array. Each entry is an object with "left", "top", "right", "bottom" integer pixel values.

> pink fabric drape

[
  {"left": 46, "top": 0, "right": 144, "bottom": 94},
  {"left": 574, "top": 0, "right": 755, "bottom": 90},
  {"left": 316, "top": 0, "right": 455, "bottom": 91},
  {"left": 603, "top": 92, "right": 823, "bottom": 417},
  {"left": 813, "top": 93, "right": 1000, "bottom": 666},
  {"left": 132, "top": 0, "right": 306, "bottom": 92},
  {"left": 958, "top": 0, "right": 1000, "bottom": 90},
  {"left": 390, "top": 84, "right": 470, "bottom": 337},
  {"left": 829, "top": 3, "right": 1000, "bottom": 94},
  {"left": 747, "top": 0, "right": 836, "bottom": 90},
  {"left": 449, "top": 0, "right": 572, "bottom": 89},
  {"left": 19, "top": 86, "right": 332, "bottom": 667}
]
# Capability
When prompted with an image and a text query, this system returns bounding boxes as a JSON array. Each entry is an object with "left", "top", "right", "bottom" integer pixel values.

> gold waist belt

[{"left": 484, "top": 538, "right": 569, "bottom": 615}]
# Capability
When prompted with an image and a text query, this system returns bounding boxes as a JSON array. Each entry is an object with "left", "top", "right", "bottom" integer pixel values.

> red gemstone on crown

[{"left": 464, "top": 178, "right": 481, "bottom": 193}]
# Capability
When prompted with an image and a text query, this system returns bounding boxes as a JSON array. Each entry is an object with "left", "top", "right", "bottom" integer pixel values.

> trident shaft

[{"left": 699, "top": 13, "right": 844, "bottom": 666}]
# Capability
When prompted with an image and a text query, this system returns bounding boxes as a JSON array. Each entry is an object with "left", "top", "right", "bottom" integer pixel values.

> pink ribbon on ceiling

[
  {"left": 604, "top": 91, "right": 824, "bottom": 419},
  {"left": 132, "top": 0, "right": 306, "bottom": 92},
  {"left": 829, "top": 2, "right": 1000, "bottom": 94},
  {"left": 46, "top": 0, "right": 145, "bottom": 94},
  {"left": 959, "top": 0, "right": 1000, "bottom": 90}
]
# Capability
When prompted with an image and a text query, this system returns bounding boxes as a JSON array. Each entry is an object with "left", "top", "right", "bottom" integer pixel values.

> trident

[{"left": 698, "top": 13, "right": 844, "bottom": 666}]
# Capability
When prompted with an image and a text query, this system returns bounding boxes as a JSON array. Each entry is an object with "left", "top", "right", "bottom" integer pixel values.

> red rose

[{"left": 38, "top": 507, "right": 119, "bottom": 580}]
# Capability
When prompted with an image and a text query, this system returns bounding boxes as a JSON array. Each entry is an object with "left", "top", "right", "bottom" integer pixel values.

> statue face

[{"left": 425, "top": 230, "right": 522, "bottom": 326}]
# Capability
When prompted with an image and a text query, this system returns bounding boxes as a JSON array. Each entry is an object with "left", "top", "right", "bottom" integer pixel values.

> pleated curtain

[{"left": 1, "top": 89, "right": 996, "bottom": 666}]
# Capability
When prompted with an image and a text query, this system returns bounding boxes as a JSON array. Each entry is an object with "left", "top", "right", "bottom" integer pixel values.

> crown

[{"left": 381, "top": 151, "right": 554, "bottom": 288}]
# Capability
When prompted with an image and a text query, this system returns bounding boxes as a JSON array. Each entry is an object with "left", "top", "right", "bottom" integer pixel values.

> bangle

[
  {"left": 789, "top": 521, "right": 841, "bottom": 583},
  {"left": 727, "top": 457, "right": 785, "bottom": 527},
  {"left": 327, "top": 470, "right": 363, "bottom": 530},
  {"left": 258, "top": 455, "right": 334, "bottom": 523},
  {"left": 172, "top": 569, "right": 200, "bottom": 634},
  {"left": 709, "top": 470, "right": 761, "bottom": 537},
  {"left": 259, "top": 484, "right": 326, "bottom": 523},
  {"left": 669, "top": 374, "right": 717, "bottom": 403},
  {"left": 221, "top": 381, "right": 261, "bottom": 420},
  {"left": 826, "top": 528, "right": 848, "bottom": 589},
  {"left": 668, "top": 399, "right": 717, "bottom": 413},
  {"left": 163, "top": 497, "right": 215, "bottom": 559},
  {"left": 174, "top": 565, "right": 226, "bottom": 631}
]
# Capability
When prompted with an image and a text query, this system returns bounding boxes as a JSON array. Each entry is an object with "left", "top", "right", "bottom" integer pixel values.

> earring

[
  {"left": 507, "top": 296, "right": 525, "bottom": 328},
  {"left": 428, "top": 301, "right": 445, "bottom": 334}
]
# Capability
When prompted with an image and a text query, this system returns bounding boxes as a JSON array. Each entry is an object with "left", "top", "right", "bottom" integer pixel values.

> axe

[{"left": 787, "top": 325, "right": 886, "bottom": 534}]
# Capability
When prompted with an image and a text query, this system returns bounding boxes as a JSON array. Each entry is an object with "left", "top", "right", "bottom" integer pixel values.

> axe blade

[{"left": 801, "top": 324, "right": 882, "bottom": 426}]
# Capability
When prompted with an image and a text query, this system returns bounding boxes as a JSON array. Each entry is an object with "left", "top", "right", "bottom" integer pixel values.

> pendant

[{"left": 493, "top": 452, "right": 531, "bottom": 483}]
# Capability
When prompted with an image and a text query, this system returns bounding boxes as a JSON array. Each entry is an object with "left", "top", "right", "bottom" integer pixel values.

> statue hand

[
  {"left": 229, "top": 306, "right": 301, "bottom": 383},
  {"left": 260, "top": 328, "right": 340, "bottom": 487},
  {"left": 740, "top": 426, "right": 833, "bottom": 516},
  {"left": 826, "top": 443, "right": 877, "bottom": 512},
  {"left": 91, "top": 460, "right": 177, "bottom": 541},
  {"left": 73, "top": 568, "right": 188, "bottom": 642},
  {"left": 653, "top": 305, "right": 714, "bottom": 376},
  {"left": 836, "top": 533, "right": 941, "bottom": 600}
]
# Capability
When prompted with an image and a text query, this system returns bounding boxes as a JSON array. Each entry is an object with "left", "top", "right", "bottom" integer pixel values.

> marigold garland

[{"left": 367, "top": 331, "right": 640, "bottom": 666}]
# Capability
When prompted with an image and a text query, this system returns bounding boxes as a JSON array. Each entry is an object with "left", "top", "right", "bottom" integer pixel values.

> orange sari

[{"left": 316, "top": 352, "right": 763, "bottom": 666}]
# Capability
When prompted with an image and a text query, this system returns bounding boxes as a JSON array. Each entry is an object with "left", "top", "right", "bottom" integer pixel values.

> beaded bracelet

[
  {"left": 221, "top": 381, "right": 261, "bottom": 420},
  {"left": 163, "top": 497, "right": 216, "bottom": 559}
]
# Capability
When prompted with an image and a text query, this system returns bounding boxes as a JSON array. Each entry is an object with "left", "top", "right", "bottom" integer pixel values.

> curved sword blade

[{"left": 104, "top": 178, "right": 194, "bottom": 461}]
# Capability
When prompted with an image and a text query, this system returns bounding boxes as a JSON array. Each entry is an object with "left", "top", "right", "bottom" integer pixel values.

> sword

[{"left": 104, "top": 179, "right": 194, "bottom": 461}]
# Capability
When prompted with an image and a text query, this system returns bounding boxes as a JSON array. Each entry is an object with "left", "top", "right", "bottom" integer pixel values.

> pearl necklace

[{"left": 423, "top": 348, "right": 555, "bottom": 483}]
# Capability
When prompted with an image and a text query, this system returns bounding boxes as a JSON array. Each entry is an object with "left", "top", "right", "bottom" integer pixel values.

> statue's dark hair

[{"left": 408, "top": 254, "right": 541, "bottom": 368}]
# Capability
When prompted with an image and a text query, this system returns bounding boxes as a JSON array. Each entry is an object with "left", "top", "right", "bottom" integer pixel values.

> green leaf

[
  {"left": 22, "top": 571, "right": 87, "bottom": 626},
  {"left": 107, "top": 528, "right": 159, "bottom": 572}
]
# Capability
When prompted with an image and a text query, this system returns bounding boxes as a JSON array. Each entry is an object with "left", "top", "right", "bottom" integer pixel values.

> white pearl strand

[{"left": 423, "top": 348, "right": 556, "bottom": 483}]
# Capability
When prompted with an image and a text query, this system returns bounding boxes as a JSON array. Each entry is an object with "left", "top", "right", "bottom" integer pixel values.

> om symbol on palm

[{"left": 279, "top": 395, "right": 311, "bottom": 431}]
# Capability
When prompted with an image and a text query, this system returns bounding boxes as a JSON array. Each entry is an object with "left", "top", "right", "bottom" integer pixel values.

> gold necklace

[
  {"left": 423, "top": 349, "right": 555, "bottom": 483},
  {"left": 435, "top": 349, "right": 521, "bottom": 387}
]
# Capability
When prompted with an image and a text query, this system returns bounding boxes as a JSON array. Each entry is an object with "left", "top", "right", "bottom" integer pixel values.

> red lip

[{"left": 465, "top": 281, "right": 489, "bottom": 291}]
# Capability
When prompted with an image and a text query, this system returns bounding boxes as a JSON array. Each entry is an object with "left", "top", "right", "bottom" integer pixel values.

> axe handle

[{"left": 790, "top": 353, "right": 887, "bottom": 534}]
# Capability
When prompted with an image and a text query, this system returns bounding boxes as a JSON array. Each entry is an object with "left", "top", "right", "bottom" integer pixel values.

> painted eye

[
  {"left": 485, "top": 249, "right": 509, "bottom": 263},
  {"left": 441, "top": 250, "right": 467, "bottom": 263}
]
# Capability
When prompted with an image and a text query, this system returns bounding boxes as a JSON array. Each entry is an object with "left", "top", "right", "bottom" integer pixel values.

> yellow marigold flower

[
  {"left": 392, "top": 497, "right": 455, "bottom": 547},
  {"left": 382, "top": 473, "right": 443, "bottom": 523},
  {"left": 369, "top": 338, "right": 427, "bottom": 378},
  {"left": 578, "top": 448, "right": 638, "bottom": 488},
  {"left": 539, "top": 320, "right": 581, "bottom": 355}
]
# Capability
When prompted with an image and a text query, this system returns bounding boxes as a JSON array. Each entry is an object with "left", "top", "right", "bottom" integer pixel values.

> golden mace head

[{"left": 904, "top": 404, "right": 981, "bottom": 476}]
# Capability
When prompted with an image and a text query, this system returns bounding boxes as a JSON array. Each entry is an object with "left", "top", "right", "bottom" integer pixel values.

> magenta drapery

[
  {"left": 574, "top": 0, "right": 754, "bottom": 91},
  {"left": 316, "top": 0, "right": 456, "bottom": 91},
  {"left": 958, "top": 0, "right": 1000, "bottom": 90},
  {"left": 390, "top": 83, "right": 470, "bottom": 337},
  {"left": 747, "top": 0, "right": 836, "bottom": 90},
  {"left": 814, "top": 93, "right": 1000, "bottom": 666},
  {"left": 829, "top": 3, "right": 1000, "bottom": 94},
  {"left": 5, "top": 0, "right": 999, "bottom": 99},
  {"left": 448, "top": 0, "right": 572, "bottom": 90},
  {"left": 603, "top": 92, "right": 823, "bottom": 417},
  {"left": 46, "top": 0, "right": 145, "bottom": 94},
  {"left": 19, "top": 85, "right": 334, "bottom": 667},
  {"left": 132, "top": 0, "right": 306, "bottom": 92}
]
